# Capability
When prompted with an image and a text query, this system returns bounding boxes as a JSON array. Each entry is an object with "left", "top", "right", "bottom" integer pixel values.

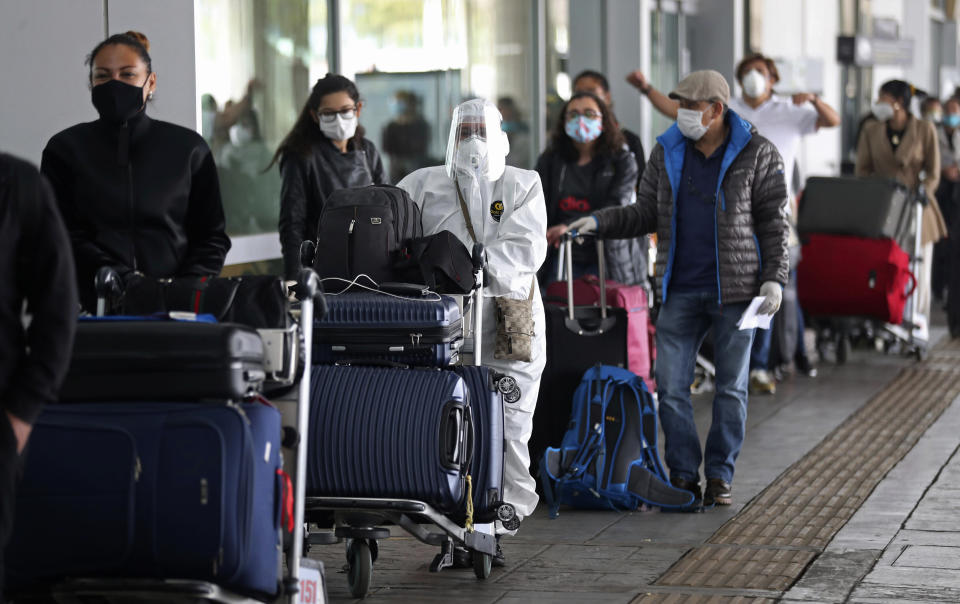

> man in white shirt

[{"left": 626, "top": 54, "right": 840, "bottom": 392}]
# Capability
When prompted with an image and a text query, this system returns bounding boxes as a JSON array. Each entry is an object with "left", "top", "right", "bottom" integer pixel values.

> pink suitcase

[{"left": 546, "top": 275, "right": 655, "bottom": 388}]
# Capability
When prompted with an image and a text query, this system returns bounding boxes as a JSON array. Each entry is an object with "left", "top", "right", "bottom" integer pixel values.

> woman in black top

[
  {"left": 42, "top": 31, "right": 230, "bottom": 311},
  {"left": 535, "top": 92, "right": 642, "bottom": 285},
  {"left": 273, "top": 74, "right": 386, "bottom": 279}
]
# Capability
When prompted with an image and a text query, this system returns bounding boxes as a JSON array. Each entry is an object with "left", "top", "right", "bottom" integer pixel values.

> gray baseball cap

[{"left": 668, "top": 70, "right": 730, "bottom": 105}]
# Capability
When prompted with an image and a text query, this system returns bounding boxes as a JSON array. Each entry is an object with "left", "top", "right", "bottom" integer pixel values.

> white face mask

[
  {"left": 871, "top": 101, "right": 895, "bottom": 122},
  {"left": 676, "top": 107, "right": 711, "bottom": 141},
  {"left": 319, "top": 113, "right": 358, "bottom": 141},
  {"left": 454, "top": 136, "right": 488, "bottom": 175},
  {"left": 742, "top": 69, "right": 768, "bottom": 99},
  {"left": 229, "top": 124, "right": 253, "bottom": 146}
]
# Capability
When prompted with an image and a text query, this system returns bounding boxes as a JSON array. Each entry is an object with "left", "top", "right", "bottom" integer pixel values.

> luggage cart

[
  {"left": 301, "top": 243, "right": 519, "bottom": 598},
  {"left": 13, "top": 269, "right": 324, "bottom": 604},
  {"left": 806, "top": 191, "right": 928, "bottom": 364}
]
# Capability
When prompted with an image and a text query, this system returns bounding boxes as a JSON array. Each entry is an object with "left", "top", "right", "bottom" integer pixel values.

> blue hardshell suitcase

[
  {"left": 453, "top": 365, "right": 506, "bottom": 523},
  {"left": 306, "top": 365, "right": 472, "bottom": 512},
  {"left": 6, "top": 400, "right": 284, "bottom": 598},
  {"left": 312, "top": 291, "right": 462, "bottom": 366}
]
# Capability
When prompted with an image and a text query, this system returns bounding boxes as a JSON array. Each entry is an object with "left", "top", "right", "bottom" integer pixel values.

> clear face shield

[{"left": 444, "top": 99, "right": 510, "bottom": 182}]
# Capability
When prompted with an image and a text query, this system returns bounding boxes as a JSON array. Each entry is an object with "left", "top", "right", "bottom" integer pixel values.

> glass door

[{"left": 648, "top": 0, "right": 695, "bottom": 138}]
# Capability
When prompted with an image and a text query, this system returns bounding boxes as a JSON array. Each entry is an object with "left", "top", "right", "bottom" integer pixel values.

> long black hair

[
  {"left": 549, "top": 92, "right": 625, "bottom": 162},
  {"left": 268, "top": 74, "right": 366, "bottom": 169}
]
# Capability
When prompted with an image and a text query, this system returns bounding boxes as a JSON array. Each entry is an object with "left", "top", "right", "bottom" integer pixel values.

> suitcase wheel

[
  {"left": 496, "top": 376, "right": 522, "bottom": 404},
  {"left": 346, "top": 539, "right": 373, "bottom": 598},
  {"left": 472, "top": 551, "right": 492, "bottom": 579}
]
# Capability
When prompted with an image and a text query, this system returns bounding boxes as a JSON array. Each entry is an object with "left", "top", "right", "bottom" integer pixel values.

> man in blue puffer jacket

[{"left": 558, "top": 70, "right": 789, "bottom": 508}]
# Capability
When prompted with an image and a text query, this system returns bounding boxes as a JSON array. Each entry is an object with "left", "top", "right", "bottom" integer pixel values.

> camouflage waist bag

[{"left": 494, "top": 278, "right": 535, "bottom": 362}]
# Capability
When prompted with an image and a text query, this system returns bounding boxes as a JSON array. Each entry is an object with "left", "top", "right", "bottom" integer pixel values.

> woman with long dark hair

[
  {"left": 41, "top": 31, "right": 230, "bottom": 312},
  {"left": 273, "top": 74, "right": 386, "bottom": 279},
  {"left": 535, "top": 91, "right": 641, "bottom": 284}
]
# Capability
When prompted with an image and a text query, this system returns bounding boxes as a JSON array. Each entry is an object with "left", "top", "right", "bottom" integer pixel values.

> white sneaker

[{"left": 749, "top": 369, "right": 776, "bottom": 395}]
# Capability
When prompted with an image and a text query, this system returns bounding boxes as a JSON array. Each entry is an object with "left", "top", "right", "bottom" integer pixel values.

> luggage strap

[
  {"left": 454, "top": 179, "right": 479, "bottom": 245},
  {"left": 465, "top": 474, "right": 474, "bottom": 531}
]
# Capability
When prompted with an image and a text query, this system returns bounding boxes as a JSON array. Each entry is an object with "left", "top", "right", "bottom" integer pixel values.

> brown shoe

[{"left": 704, "top": 478, "right": 732, "bottom": 506}]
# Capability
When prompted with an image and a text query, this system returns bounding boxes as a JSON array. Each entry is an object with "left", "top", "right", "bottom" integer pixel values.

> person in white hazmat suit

[{"left": 398, "top": 99, "right": 547, "bottom": 562}]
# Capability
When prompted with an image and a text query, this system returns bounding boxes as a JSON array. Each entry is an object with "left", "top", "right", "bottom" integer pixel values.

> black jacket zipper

[{"left": 121, "top": 121, "right": 138, "bottom": 271}]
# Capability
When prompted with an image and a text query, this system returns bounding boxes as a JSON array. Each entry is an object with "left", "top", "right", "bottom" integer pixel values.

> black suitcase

[
  {"left": 59, "top": 319, "right": 265, "bottom": 401},
  {"left": 313, "top": 291, "right": 463, "bottom": 366},
  {"left": 529, "top": 237, "right": 628, "bottom": 471},
  {"left": 306, "top": 365, "right": 472, "bottom": 513},
  {"left": 799, "top": 176, "right": 912, "bottom": 243},
  {"left": 452, "top": 366, "right": 506, "bottom": 523}
]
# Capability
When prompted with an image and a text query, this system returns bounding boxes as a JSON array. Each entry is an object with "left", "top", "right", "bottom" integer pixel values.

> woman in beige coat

[{"left": 856, "top": 80, "right": 948, "bottom": 339}]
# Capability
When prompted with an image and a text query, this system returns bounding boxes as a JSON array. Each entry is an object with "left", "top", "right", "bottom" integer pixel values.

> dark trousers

[
  {"left": 949, "top": 206, "right": 960, "bottom": 338},
  {"left": 0, "top": 413, "right": 20, "bottom": 598},
  {"left": 933, "top": 180, "right": 957, "bottom": 301}
]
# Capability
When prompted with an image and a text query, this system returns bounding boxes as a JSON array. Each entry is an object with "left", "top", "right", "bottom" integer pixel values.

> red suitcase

[
  {"left": 797, "top": 234, "right": 916, "bottom": 324},
  {"left": 546, "top": 275, "right": 655, "bottom": 387}
]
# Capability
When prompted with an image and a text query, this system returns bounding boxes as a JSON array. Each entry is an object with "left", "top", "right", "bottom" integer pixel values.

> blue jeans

[
  {"left": 655, "top": 291, "right": 755, "bottom": 484},
  {"left": 750, "top": 325, "right": 772, "bottom": 371}
]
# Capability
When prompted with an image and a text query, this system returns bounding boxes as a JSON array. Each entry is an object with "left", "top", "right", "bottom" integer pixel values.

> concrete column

[
  {"left": 687, "top": 0, "right": 744, "bottom": 85},
  {"left": 108, "top": 0, "right": 198, "bottom": 131},
  {"left": 604, "top": 0, "right": 644, "bottom": 144},
  {"left": 0, "top": 0, "right": 105, "bottom": 164}
]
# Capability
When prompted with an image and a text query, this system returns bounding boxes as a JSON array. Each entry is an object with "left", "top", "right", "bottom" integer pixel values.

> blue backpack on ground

[{"left": 539, "top": 365, "right": 694, "bottom": 517}]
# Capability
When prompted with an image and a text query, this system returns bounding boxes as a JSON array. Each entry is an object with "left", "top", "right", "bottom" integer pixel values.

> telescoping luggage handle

[
  {"left": 471, "top": 242, "right": 485, "bottom": 363},
  {"left": 288, "top": 268, "right": 323, "bottom": 599},
  {"left": 561, "top": 231, "right": 616, "bottom": 336},
  {"left": 94, "top": 266, "right": 123, "bottom": 316}
]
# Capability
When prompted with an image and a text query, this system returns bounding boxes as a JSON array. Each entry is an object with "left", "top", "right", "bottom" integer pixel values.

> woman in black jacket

[
  {"left": 273, "top": 74, "right": 386, "bottom": 279},
  {"left": 42, "top": 31, "right": 230, "bottom": 312},
  {"left": 537, "top": 92, "right": 642, "bottom": 286}
]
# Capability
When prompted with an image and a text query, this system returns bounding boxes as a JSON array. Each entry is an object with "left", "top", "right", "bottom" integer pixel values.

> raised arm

[{"left": 626, "top": 70, "right": 679, "bottom": 120}]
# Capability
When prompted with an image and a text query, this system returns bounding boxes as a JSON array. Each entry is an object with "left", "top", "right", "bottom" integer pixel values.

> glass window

[
  {"left": 545, "top": 0, "right": 570, "bottom": 145},
  {"left": 195, "top": 0, "right": 327, "bottom": 249},
  {"left": 650, "top": 9, "right": 680, "bottom": 138},
  {"left": 339, "top": 0, "right": 537, "bottom": 182}
]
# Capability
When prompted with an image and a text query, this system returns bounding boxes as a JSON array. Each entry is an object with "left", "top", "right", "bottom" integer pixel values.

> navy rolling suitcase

[
  {"left": 6, "top": 400, "right": 285, "bottom": 599},
  {"left": 59, "top": 319, "right": 266, "bottom": 402},
  {"left": 306, "top": 365, "right": 472, "bottom": 512},
  {"left": 452, "top": 365, "right": 506, "bottom": 523},
  {"left": 312, "top": 291, "right": 463, "bottom": 366}
]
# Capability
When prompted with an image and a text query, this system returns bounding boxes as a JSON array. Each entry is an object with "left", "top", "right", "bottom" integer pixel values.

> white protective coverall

[{"left": 398, "top": 100, "right": 547, "bottom": 529}]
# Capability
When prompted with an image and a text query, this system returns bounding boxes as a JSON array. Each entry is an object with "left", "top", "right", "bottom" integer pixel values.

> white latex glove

[
  {"left": 757, "top": 281, "right": 782, "bottom": 315},
  {"left": 567, "top": 215, "right": 597, "bottom": 237}
]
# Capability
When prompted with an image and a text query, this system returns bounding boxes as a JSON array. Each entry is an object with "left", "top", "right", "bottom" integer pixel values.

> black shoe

[
  {"left": 667, "top": 476, "right": 702, "bottom": 512},
  {"left": 492, "top": 536, "right": 505, "bottom": 568},
  {"left": 796, "top": 356, "right": 818, "bottom": 378},
  {"left": 704, "top": 478, "right": 732, "bottom": 506}
]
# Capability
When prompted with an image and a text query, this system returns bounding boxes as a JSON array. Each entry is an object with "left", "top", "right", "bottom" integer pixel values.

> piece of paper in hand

[{"left": 737, "top": 296, "right": 774, "bottom": 330}]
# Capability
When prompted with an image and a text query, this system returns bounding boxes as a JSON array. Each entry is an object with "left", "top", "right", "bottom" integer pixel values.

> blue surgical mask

[
  {"left": 946, "top": 113, "right": 960, "bottom": 128},
  {"left": 565, "top": 116, "right": 602, "bottom": 143}
]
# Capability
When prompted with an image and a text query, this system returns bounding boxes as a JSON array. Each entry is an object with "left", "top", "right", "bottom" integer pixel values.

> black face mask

[{"left": 91, "top": 78, "right": 147, "bottom": 123}]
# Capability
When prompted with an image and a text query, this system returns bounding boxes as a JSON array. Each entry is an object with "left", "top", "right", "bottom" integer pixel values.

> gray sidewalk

[
  {"left": 786, "top": 343, "right": 960, "bottom": 603},
  {"left": 307, "top": 335, "right": 928, "bottom": 603}
]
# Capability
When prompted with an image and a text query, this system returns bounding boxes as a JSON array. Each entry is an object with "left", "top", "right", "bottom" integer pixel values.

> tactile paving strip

[
  {"left": 653, "top": 341, "right": 960, "bottom": 594},
  {"left": 632, "top": 593, "right": 777, "bottom": 603}
]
